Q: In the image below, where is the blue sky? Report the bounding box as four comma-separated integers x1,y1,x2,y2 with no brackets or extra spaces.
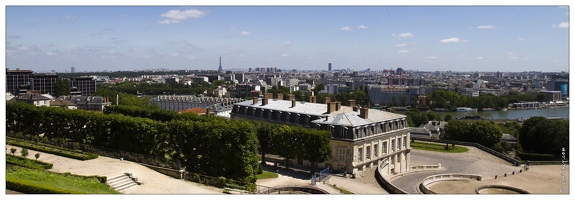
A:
3,2,572,73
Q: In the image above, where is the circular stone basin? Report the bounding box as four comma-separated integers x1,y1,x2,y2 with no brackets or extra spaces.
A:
476,185,530,194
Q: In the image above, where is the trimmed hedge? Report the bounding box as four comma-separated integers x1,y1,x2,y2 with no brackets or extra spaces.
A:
518,152,555,161
6,154,53,170
6,178,78,194
7,137,99,160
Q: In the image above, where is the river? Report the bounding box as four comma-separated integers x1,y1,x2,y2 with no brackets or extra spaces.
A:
396,107,570,120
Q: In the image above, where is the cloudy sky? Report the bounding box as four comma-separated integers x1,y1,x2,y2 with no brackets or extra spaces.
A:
3,1,572,73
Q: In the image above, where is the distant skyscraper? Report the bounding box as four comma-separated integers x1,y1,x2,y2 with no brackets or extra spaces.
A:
218,57,223,72
328,63,332,71
71,66,75,73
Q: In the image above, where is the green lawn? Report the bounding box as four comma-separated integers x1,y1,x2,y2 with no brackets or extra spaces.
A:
6,165,119,194
410,141,469,153
256,170,278,179
6,154,53,170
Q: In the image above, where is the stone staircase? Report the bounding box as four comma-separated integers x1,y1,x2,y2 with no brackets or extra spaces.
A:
107,172,141,192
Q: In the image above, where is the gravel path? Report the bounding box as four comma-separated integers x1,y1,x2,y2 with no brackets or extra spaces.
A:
6,145,223,194
390,147,521,194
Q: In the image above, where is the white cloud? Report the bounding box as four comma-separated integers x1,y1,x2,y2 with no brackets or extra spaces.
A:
358,25,368,29
398,50,409,53
509,56,518,59
502,51,514,55
477,57,484,60
284,41,292,45
7,34,20,39
392,32,414,38
341,26,351,31
395,43,407,47
281,54,290,57
477,25,495,29
425,56,437,59
517,38,525,41
62,16,78,22
159,9,207,24
440,38,468,43
240,31,251,35
46,52,57,56
552,22,569,28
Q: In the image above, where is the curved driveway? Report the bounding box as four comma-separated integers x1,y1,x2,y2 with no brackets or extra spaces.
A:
390,148,521,194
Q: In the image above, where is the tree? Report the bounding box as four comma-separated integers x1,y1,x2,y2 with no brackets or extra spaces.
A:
10,148,16,155
445,120,502,148
313,83,325,95
392,95,398,107
400,94,408,107
536,93,546,102
55,78,71,96
255,122,275,165
444,114,453,122
519,117,568,158
20,148,29,157
35,153,41,160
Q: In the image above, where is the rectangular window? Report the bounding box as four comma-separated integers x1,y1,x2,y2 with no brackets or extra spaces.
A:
358,148,363,162
383,142,387,155
403,136,407,148
374,144,379,158
391,139,395,152
339,148,346,161
366,146,371,160
398,138,402,150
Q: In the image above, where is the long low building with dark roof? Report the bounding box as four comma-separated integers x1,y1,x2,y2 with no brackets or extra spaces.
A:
231,94,411,175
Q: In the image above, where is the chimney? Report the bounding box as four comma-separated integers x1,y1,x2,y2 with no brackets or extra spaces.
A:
291,99,296,107
206,108,210,115
353,106,358,112
309,95,316,103
335,101,341,111
432,121,436,126
253,96,259,105
324,97,331,104
264,93,273,99
262,97,268,106
327,102,336,113
288,94,295,101
276,93,283,100
360,107,369,119
348,99,356,108
325,116,329,121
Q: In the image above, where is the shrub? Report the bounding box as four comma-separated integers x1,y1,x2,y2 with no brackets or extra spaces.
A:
517,152,555,161
10,147,17,155
35,153,41,160
218,177,227,188
20,148,29,157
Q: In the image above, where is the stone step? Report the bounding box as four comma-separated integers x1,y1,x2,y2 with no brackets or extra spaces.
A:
107,173,139,192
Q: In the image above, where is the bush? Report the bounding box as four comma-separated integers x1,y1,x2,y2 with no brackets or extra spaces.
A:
218,177,227,188
517,152,555,161
6,154,53,170
20,148,29,157
10,147,17,155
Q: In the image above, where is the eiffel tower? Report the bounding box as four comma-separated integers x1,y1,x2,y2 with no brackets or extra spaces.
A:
218,57,223,72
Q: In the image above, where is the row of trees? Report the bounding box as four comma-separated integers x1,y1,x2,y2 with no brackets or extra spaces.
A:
255,123,331,173
403,108,442,127
425,90,543,111
444,120,503,149
7,102,333,182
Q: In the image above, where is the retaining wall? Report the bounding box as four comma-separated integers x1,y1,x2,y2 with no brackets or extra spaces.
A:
419,173,483,194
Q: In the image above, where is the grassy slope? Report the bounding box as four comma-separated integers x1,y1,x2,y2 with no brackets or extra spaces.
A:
6,166,120,194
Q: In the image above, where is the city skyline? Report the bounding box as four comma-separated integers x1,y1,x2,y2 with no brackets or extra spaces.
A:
4,2,572,73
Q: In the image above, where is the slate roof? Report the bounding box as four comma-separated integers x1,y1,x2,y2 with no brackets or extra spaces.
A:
235,99,406,127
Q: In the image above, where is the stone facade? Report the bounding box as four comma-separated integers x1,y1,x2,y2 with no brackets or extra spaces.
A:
230,95,411,175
